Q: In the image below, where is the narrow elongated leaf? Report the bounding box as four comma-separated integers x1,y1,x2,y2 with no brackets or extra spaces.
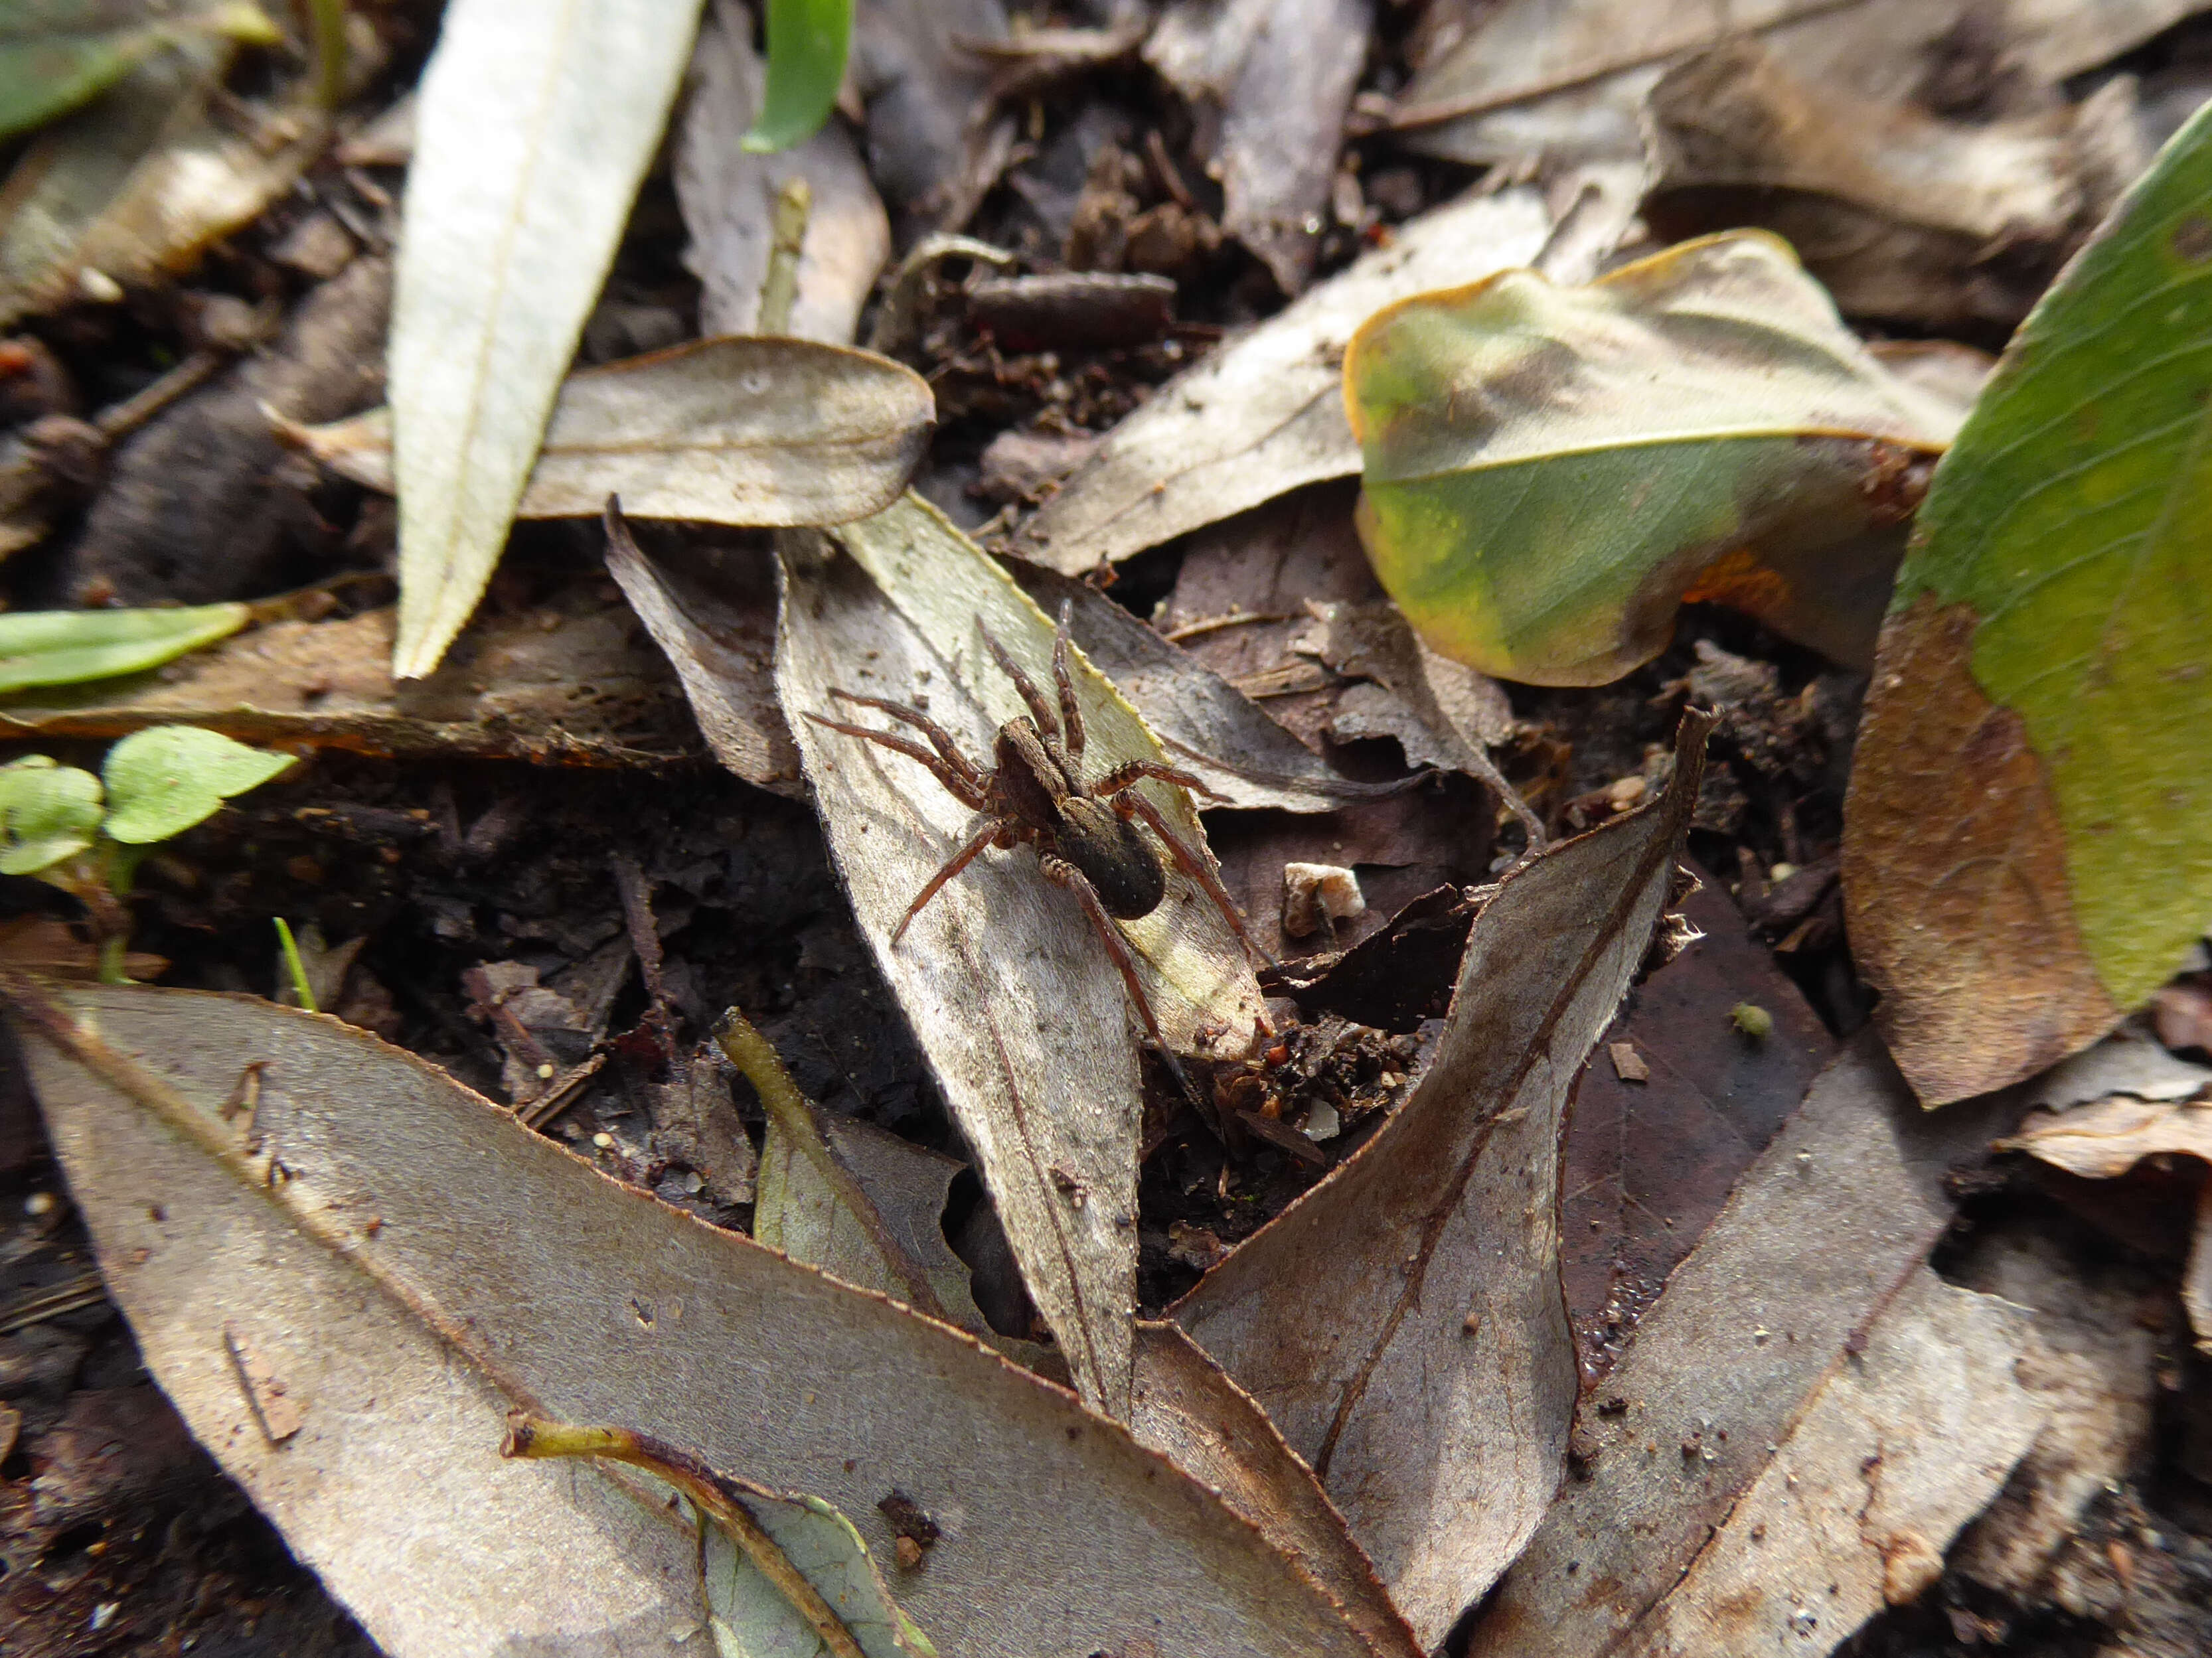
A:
1012,185,1575,573
1345,230,1964,686
777,495,1267,1418
299,338,929,526
0,1,279,139
743,0,850,153
389,0,700,678
1464,1033,2025,1657
1842,99,2212,1104
1174,712,1709,1647
7,982,1378,1658
0,603,248,693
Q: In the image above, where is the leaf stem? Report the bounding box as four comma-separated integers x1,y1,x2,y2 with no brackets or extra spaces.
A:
274,918,316,1012
757,177,811,335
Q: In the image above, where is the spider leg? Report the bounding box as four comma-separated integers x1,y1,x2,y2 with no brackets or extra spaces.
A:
1051,599,1085,766
1115,789,1281,972
980,626,1063,747
823,690,991,796
803,712,990,810
1090,758,1229,803
1039,851,1197,1102
892,814,1009,942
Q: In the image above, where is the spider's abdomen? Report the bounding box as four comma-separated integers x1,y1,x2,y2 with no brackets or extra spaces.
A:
1058,798,1166,920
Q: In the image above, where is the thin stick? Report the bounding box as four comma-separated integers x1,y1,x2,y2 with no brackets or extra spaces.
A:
757,177,813,335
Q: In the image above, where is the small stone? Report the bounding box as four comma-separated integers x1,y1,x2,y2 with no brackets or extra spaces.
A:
1608,1041,1650,1083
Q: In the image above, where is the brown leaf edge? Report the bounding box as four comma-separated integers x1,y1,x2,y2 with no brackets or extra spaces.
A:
1843,593,2121,1104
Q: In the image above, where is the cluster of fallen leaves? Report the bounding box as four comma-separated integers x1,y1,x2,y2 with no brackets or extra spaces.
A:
0,0,2210,1655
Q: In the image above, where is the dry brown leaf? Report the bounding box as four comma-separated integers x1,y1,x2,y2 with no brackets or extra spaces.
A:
1013,184,1591,574
677,0,891,342
1008,562,1364,812
601,509,801,794
2001,1091,2212,1179
293,336,932,528
1611,1269,2046,1657
1465,1033,2027,1657
1146,0,1370,295
1129,1320,1421,1658
0,589,698,765
1391,0,2203,167
1174,711,1713,1647
9,982,1380,1658
777,497,1266,1418
1644,41,2144,330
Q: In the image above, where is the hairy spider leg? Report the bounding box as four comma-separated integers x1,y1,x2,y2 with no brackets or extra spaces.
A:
891,815,1010,942
1050,599,1086,766
1091,757,1227,803
823,690,992,798
1114,785,1281,972
980,627,1075,773
1039,850,1195,1100
802,712,991,811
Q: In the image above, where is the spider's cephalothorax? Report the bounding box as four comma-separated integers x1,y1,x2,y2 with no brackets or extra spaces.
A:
805,601,1267,1063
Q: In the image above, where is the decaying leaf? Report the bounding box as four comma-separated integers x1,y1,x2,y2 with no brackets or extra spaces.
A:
1012,184,1575,574
8,982,1380,1658
1345,230,1964,687
505,1417,937,1658
1388,0,2204,169
1608,1270,2046,1657
1563,865,1838,1382
388,0,699,678
1843,98,2212,1104
0,25,325,328
601,506,800,793
0,588,700,766
0,603,247,694
1644,40,2145,331
1008,564,1363,813
777,496,1266,1416
1145,0,1370,295
677,0,890,342
1174,711,1711,1647
304,336,931,528
1464,1033,2026,1657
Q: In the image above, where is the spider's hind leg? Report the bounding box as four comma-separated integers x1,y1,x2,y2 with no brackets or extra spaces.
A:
1040,851,1200,1104
1114,787,1280,972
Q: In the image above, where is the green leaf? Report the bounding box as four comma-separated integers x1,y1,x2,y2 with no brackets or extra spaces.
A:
1842,99,2212,1105
741,0,851,154
100,725,294,844
0,602,249,694
1345,230,1964,686
0,1,279,141
0,754,102,873
390,0,700,678
704,1489,936,1658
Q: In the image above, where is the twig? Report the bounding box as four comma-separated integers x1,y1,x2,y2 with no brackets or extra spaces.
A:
609,854,675,1063
756,177,812,336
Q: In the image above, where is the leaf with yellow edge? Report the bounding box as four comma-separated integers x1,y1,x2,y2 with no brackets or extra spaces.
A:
1345,230,1964,686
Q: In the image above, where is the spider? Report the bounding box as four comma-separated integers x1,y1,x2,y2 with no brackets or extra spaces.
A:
805,603,1271,1072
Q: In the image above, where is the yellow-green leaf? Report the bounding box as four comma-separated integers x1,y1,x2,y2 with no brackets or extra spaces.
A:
1345,230,1964,686
0,754,102,873
100,724,293,844
1842,98,2212,1104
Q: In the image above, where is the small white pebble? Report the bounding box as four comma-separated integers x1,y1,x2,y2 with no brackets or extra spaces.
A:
1605,775,1647,811
1769,862,1797,883
24,1191,56,1217
592,1132,615,1150
90,1602,119,1632
1281,862,1365,938
535,1062,554,1080
78,267,123,304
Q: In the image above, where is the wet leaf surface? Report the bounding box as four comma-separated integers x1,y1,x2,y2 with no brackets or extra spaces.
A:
8,982,1380,1658
1346,230,1962,686
388,0,698,676
1176,712,1710,1647
1843,99,2212,1104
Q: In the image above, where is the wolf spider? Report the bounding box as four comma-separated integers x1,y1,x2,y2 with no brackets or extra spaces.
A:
806,603,1269,1070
